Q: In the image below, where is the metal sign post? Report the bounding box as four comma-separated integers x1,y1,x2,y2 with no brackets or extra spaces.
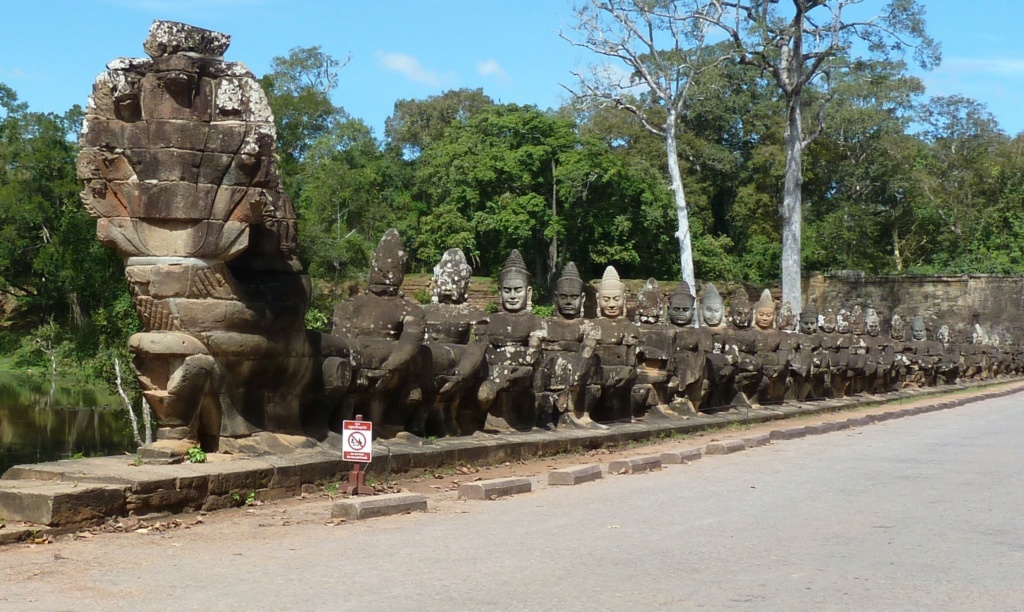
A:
341,415,375,496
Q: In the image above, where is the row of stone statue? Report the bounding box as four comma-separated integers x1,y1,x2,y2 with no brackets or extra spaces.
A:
321,230,1023,439
77,23,1020,457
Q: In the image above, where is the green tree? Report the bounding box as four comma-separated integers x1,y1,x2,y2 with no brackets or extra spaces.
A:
385,88,494,158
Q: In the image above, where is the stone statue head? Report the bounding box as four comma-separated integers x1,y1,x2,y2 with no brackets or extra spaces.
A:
890,314,905,341
635,278,662,324
554,261,585,319
667,281,695,327
498,249,532,313
598,266,627,319
753,289,775,331
776,301,796,332
850,305,866,336
821,308,837,333
699,283,725,327
799,304,819,334
835,308,851,334
729,291,752,330
864,306,881,337
431,248,472,305
937,324,950,345
368,229,407,297
911,315,927,341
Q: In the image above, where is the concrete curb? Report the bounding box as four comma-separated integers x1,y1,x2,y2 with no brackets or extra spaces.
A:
741,434,772,448
458,477,532,500
705,439,746,455
548,465,604,486
608,456,662,474
660,448,703,464
331,492,427,520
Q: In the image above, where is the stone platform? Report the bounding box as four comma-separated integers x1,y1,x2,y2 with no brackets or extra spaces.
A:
0,379,1020,541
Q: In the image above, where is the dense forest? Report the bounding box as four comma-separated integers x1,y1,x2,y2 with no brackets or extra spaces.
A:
2,10,1024,382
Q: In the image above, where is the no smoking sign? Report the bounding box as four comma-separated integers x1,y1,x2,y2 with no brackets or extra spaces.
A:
342,420,373,463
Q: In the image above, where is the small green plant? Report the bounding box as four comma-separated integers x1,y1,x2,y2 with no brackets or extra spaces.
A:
69,451,85,460
484,301,500,314
413,288,433,305
244,490,257,506
324,481,340,496
131,455,144,466
186,446,207,463
531,304,554,318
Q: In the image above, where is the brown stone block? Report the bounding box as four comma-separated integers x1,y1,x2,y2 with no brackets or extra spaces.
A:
147,119,210,151
129,182,218,220
0,481,127,527
206,122,247,153
82,119,150,150
173,299,264,333
211,185,261,223
125,149,203,183
96,218,249,259
198,152,236,184
140,72,212,122
77,149,136,181
80,180,131,219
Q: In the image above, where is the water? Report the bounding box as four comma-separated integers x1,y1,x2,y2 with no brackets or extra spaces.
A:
0,371,135,475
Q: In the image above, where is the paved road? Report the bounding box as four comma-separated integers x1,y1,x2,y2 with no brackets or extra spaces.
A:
2,393,1023,611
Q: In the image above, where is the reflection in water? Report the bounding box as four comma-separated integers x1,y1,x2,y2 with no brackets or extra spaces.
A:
0,372,133,475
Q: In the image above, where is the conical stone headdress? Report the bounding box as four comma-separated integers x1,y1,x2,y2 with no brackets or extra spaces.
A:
556,261,584,292
599,266,626,293
700,282,722,306
369,228,407,288
671,280,694,300
499,249,531,285
754,289,774,312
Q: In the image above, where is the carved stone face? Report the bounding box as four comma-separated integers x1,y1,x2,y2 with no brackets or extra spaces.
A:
500,278,531,313
667,294,694,327
431,248,472,305
836,309,851,334
730,303,752,329
600,287,625,319
555,281,584,319
821,309,837,334
911,316,927,341
701,299,723,327
635,293,662,324
754,307,774,331
890,315,905,341
799,312,818,334
865,308,881,337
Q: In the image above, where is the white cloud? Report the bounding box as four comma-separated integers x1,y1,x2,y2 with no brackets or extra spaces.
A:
939,57,1024,77
8,68,27,79
477,59,508,80
377,52,441,87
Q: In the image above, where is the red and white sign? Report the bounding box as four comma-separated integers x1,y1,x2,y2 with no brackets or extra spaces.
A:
342,420,373,463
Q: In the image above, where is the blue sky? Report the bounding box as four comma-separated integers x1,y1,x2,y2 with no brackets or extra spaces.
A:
3,0,1024,137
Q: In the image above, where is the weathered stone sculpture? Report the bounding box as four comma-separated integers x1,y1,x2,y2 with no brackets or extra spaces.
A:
752,290,775,331
776,301,797,333
667,282,708,414
633,279,687,418
421,248,487,435
476,250,543,431
699,283,727,329
589,266,640,422
729,291,753,330
536,262,600,428
79,21,314,457
329,230,428,437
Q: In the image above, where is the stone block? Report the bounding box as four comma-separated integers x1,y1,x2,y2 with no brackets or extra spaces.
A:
0,481,127,527
458,477,532,501
741,433,771,448
704,439,746,455
548,465,603,486
608,456,662,474
769,427,808,441
331,493,427,520
660,448,703,464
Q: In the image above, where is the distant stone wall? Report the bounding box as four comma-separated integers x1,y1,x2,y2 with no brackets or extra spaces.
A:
400,272,1024,336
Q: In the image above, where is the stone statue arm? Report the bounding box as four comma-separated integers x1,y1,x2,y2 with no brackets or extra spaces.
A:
379,311,426,372
580,320,600,360
440,339,488,395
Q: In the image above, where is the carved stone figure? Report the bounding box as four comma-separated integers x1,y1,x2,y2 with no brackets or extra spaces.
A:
729,291,753,330
776,301,797,333
589,267,639,422
421,248,487,435
667,282,709,413
329,229,428,437
79,21,315,457
633,279,688,418
667,282,696,327
476,250,543,431
799,305,820,335
536,262,600,428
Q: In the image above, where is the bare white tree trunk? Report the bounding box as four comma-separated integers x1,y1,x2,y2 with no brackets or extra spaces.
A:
664,110,696,300
781,100,804,311
142,398,153,445
113,356,143,448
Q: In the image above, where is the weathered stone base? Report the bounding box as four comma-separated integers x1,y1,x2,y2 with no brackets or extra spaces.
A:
331,493,427,520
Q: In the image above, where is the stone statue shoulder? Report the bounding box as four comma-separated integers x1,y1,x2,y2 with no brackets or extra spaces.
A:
479,311,542,346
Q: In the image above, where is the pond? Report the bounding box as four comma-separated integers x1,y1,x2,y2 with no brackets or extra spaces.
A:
0,371,135,476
